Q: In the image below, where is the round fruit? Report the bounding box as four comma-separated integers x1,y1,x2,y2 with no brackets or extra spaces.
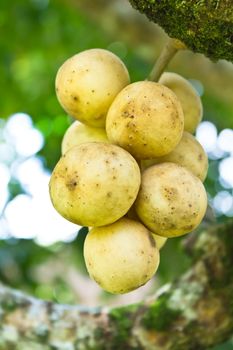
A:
84,218,160,294
142,131,208,182
152,234,167,250
159,72,203,133
106,81,184,159
55,49,130,127
61,121,109,155
125,207,167,249
135,163,207,237
49,143,141,227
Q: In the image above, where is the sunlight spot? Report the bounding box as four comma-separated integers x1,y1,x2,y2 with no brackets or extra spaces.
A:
4,195,35,239
196,121,217,153
0,163,10,187
4,113,44,156
208,145,225,160
0,187,9,214
0,143,15,164
0,163,10,213
213,191,233,216
217,128,233,153
4,164,80,245
219,157,233,188
5,113,32,136
0,218,10,239
15,157,48,196
15,128,44,156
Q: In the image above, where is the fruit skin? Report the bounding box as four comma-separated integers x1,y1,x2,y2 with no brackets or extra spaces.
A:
106,81,184,159
159,72,203,133
152,233,167,250
135,163,207,238
55,49,130,128
84,218,160,294
61,121,109,155
141,131,208,182
126,207,167,249
49,142,141,227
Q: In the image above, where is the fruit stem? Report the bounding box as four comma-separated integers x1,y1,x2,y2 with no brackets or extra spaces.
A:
148,38,186,82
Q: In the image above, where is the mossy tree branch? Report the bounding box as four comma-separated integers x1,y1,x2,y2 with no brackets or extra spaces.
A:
129,0,233,62
0,221,233,349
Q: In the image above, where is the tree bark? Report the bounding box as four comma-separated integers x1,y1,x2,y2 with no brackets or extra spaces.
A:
0,221,233,349
129,0,233,62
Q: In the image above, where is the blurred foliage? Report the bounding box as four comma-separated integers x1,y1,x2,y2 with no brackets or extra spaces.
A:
0,1,233,348
0,227,88,304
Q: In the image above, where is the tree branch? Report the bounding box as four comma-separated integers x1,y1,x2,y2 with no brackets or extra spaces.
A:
0,221,233,349
129,0,233,62
148,38,186,81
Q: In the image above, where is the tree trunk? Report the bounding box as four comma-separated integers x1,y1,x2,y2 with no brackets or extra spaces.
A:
129,0,233,62
0,221,233,349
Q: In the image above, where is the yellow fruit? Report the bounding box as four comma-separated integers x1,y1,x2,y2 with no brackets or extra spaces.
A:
61,121,109,155
142,131,208,182
135,163,207,237
49,143,141,227
159,72,203,133
125,207,167,249
55,49,130,127
152,233,167,250
106,81,184,159
84,218,160,294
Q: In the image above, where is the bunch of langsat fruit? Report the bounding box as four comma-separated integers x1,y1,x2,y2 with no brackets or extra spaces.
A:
49,48,208,294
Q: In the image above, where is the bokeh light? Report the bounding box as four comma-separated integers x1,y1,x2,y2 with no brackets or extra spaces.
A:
213,191,233,216
5,113,44,157
217,129,233,153
196,121,218,153
219,157,233,188
0,114,80,245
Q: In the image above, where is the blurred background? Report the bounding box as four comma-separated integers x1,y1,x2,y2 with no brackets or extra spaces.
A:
0,1,233,348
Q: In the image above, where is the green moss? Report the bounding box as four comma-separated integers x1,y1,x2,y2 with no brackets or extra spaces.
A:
1,296,19,312
94,327,105,340
34,326,49,343
109,304,140,349
129,0,233,62
191,222,233,289
216,222,233,284
141,293,181,331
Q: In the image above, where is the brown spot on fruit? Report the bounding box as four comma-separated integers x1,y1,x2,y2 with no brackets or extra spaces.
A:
163,187,178,200
147,232,156,248
66,179,78,190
